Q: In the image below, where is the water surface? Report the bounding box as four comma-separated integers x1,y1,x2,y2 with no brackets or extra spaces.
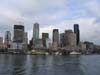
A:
0,54,100,75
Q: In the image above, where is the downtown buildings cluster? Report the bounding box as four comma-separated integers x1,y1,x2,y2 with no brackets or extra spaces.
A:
0,23,100,54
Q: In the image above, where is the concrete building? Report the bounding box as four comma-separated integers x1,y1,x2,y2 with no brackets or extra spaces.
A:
79,42,86,50
23,32,28,50
74,24,80,45
33,39,43,49
42,33,49,48
68,32,76,47
52,42,58,50
33,23,40,48
53,29,59,47
23,32,28,44
64,30,73,46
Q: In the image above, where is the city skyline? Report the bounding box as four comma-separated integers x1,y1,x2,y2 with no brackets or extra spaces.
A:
0,22,99,45
0,0,100,44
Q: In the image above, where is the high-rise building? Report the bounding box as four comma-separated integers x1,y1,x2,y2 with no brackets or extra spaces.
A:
12,25,24,50
64,30,73,46
33,23,43,48
42,33,49,48
60,33,65,47
68,32,76,47
5,31,11,43
5,31,12,48
13,25,24,43
46,38,52,49
23,32,28,44
33,23,39,47
33,23,39,40
53,29,59,47
0,37,3,44
23,32,28,50
74,24,80,45
64,30,77,47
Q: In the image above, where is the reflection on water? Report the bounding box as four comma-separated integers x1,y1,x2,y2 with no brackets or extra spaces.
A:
0,54,100,75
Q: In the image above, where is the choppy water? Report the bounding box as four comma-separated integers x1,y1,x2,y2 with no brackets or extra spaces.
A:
0,54,100,75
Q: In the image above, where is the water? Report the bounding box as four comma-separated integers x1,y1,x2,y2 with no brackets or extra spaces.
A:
0,54,100,75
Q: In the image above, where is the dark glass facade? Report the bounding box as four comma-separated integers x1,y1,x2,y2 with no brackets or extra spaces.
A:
74,24,80,45
42,33,49,47
13,25,24,43
53,29,59,46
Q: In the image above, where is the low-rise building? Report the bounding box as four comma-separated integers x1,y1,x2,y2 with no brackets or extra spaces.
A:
11,42,23,50
33,39,43,49
84,41,94,50
79,42,86,50
0,44,7,49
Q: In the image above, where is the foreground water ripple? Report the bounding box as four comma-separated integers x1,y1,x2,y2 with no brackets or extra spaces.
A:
0,54,100,75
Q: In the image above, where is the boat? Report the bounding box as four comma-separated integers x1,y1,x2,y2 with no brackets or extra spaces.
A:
70,51,81,55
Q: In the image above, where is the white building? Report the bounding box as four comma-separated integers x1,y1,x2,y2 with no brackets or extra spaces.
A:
46,38,52,49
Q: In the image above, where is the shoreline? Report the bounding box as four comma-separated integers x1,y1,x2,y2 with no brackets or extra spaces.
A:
0,52,99,55
0,49,99,55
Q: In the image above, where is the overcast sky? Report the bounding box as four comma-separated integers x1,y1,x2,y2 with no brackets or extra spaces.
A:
0,0,100,44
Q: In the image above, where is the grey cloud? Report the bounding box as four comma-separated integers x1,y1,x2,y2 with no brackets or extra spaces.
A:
0,0,100,45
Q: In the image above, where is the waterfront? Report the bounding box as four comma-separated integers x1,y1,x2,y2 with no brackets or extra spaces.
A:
0,54,100,75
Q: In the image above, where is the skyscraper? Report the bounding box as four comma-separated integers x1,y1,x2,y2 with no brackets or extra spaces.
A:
0,37,3,44
64,30,76,47
46,38,52,49
42,33,49,48
33,23,39,40
53,29,59,47
23,32,28,50
64,30,73,46
5,31,11,48
68,32,76,47
12,25,24,50
74,24,80,45
33,23,42,48
23,32,28,44
13,25,24,43
5,31,11,43
60,33,65,47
